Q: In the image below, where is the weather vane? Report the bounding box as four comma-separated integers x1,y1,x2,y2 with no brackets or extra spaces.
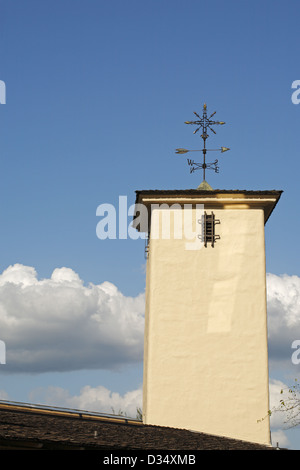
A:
175,103,230,182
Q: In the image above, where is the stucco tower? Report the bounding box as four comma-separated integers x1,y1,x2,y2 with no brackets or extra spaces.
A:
134,187,281,445
133,105,282,446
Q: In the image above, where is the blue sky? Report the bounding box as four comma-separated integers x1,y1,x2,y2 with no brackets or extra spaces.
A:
0,0,300,449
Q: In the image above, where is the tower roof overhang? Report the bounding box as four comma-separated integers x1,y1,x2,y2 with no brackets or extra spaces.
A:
133,189,283,232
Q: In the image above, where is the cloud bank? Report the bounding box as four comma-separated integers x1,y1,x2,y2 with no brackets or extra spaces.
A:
0,264,145,373
267,273,300,368
29,384,143,419
0,266,299,374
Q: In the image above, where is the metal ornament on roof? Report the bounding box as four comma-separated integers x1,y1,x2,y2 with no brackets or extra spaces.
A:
175,103,230,182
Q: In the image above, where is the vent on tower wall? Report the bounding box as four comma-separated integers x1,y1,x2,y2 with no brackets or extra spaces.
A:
203,211,220,247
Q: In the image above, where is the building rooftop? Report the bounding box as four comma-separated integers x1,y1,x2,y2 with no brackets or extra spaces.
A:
135,188,283,197
0,401,279,451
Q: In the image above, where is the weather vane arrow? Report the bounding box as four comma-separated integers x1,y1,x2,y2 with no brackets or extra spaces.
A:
175,103,230,182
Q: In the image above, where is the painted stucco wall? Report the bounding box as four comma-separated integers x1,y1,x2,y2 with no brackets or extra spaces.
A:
143,204,271,445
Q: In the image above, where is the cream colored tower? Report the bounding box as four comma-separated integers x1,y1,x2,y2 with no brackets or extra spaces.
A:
134,187,282,445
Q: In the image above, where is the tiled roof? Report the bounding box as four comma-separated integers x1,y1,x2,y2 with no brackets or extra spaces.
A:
0,402,277,450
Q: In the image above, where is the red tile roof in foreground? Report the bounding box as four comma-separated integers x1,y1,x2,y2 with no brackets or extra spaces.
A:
0,402,277,451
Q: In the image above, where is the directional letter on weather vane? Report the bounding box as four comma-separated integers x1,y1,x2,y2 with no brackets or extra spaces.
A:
175,103,230,182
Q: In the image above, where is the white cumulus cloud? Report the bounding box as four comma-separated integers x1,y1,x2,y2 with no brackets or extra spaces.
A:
0,267,299,374
267,273,300,367
29,385,142,419
0,264,145,373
